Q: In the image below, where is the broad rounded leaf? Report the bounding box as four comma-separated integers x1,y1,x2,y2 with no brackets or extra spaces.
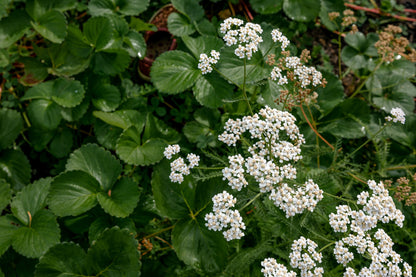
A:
21,80,54,101
48,171,100,217
35,242,87,277
217,47,268,85
167,12,195,37
60,97,90,122
85,227,141,276
11,178,52,226
88,0,149,16
31,10,67,43
66,143,122,191
51,78,85,108
27,99,62,130
93,110,146,130
93,49,131,76
151,50,200,94
116,126,167,166
19,57,48,86
0,179,11,212
97,177,140,218
317,72,344,115
0,10,31,48
250,0,283,14
91,83,121,112
0,215,19,256
142,113,180,144
12,210,60,258
49,128,73,158
124,30,146,58
341,46,367,70
0,108,23,151
283,0,321,22
94,120,123,150
88,217,136,243
182,35,223,60
172,219,228,273
151,160,192,219
194,73,234,108
84,16,113,50
171,0,204,21
0,149,31,190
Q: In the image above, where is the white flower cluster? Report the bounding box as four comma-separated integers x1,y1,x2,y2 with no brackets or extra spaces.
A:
261,258,296,277
198,50,220,74
270,57,323,89
218,106,323,217
385,107,406,124
220,17,263,59
204,191,246,241
164,144,200,183
329,180,411,276
271,29,289,51
290,237,324,277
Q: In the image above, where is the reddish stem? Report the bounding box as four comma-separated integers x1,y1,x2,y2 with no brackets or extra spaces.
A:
345,3,416,22
300,104,335,150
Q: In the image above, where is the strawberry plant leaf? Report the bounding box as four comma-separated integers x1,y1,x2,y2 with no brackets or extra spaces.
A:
116,126,167,166
283,0,321,22
12,210,60,258
151,50,200,94
0,108,23,151
0,149,31,190
27,99,62,130
48,171,100,217
167,12,195,37
91,83,121,112
88,217,136,243
92,49,131,76
0,10,31,48
31,10,67,43
193,72,234,108
88,0,149,16
250,0,283,14
84,16,113,50
0,215,19,256
0,179,11,213
97,177,140,218
182,35,223,60
52,78,85,108
93,110,146,130
171,0,204,22
10,178,52,226
49,127,73,158
66,144,122,191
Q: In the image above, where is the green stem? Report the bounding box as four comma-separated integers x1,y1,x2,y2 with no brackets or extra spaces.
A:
243,58,253,115
239,192,262,212
338,34,342,80
349,61,383,98
323,191,356,205
347,124,388,159
319,241,336,252
194,166,225,170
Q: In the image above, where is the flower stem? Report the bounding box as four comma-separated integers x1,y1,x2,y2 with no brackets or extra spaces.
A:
239,192,262,212
323,191,356,205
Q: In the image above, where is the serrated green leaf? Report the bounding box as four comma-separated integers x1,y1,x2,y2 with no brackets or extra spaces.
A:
182,35,223,60
0,48,9,67
142,113,180,144
97,177,140,218
85,227,141,276
151,50,200,94
171,0,204,22
183,121,210,144
172,218,227,273
27,127,54,152
26,0,77,20
0,179,11,212
27,99,62,130
36,227,140,276
0,10,31,48
94,120,123,150
35,242,87,277
167,12,195,37
48,171,100,216
124,30,146,58
195,18,217,36
19,57,48,86
91,83,120,112
93,49,131,76
341,46,367,70
0,149,31,190
31,10,67,43
116,126,167,166
151,160,192,219
217,47,268,85
84,16,113,50
21,80,54,101
0,215,19,256
316,72,344,116
194,73,234,108
283,0,321,22
88,0,149,16
0,108,23,151
49,127,73,158
12,210,60,258
88,217,136,243
52,78,85,108
250,0,283,14
11,178,52,226
60,97,90,122
93,110,145,130
66,144,122,191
